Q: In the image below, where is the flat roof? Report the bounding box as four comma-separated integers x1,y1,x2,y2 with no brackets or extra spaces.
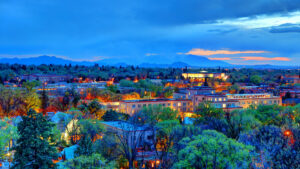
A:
101,121,149,131
120,98,191,103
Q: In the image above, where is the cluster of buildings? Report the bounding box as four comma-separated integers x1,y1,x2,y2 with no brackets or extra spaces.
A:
105,86,282,117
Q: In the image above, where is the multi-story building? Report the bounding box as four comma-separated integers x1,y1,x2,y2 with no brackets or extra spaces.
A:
182,71,228,81
21,74,72,83
226,93,282,108
192,94,241,112
173,86,215,99
118,98,193,115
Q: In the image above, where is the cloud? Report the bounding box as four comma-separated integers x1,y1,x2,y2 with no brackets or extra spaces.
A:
145,53,158,56
240,56,290,61
208,57,232,60
270,23,300,33
180,48,269,56
217,11,300,29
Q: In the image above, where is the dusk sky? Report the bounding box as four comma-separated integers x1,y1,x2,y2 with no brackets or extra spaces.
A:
1,0,300,65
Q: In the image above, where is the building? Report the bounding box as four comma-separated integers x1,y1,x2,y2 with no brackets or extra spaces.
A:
21,74,72,83
118,98,193,115
173,86,215,99
226,93,282,108
182,71,228,81
192,94,241,112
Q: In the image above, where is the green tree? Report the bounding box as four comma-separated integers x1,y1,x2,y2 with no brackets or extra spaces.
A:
40,88,49,115
174,130,254,169
140,105,178,124
250,75,262,85
102,110,129,121
225,110,261,139
155,120,180,168
79,119,104,141
74,134,94,157
119,79,135,87
193,102,224,125
0,118,18,161
62,153,115,169
12,109,58,169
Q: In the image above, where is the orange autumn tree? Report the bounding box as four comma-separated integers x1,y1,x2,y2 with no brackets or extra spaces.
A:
122,92,140,100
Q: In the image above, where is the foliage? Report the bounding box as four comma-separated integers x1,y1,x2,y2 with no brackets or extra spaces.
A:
12,109,58,169
0,118,18,160
193,102,225,125
102,110,129,121
174,130,254,169
78,119,104,141
140,105,178,124
75,134,94,157
239,125,300,169
62,153,116,169
250,75,262,85
225,110,261,139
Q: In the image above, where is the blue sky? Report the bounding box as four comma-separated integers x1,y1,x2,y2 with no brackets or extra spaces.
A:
1,0,300,65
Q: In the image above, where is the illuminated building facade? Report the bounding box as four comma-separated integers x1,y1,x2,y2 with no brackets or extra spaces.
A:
119,98,193,115
193,94,241,112
182,71,228,81
226,93,282,108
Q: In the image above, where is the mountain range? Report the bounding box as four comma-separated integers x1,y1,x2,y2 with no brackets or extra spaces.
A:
0,55,296,69
0,55,229,68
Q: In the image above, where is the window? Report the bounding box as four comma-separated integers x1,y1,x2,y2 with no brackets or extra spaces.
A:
138,104,141,108
132,104,136,108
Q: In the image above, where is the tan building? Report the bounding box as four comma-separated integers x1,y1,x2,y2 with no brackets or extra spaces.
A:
173,86,215,100
182,71,228,81
226,93,282,108
119,98,193,115
193,94,242,112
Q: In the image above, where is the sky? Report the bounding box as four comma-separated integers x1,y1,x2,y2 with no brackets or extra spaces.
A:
1,0,300,65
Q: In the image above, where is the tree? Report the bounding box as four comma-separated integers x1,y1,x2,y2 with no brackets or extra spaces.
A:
250,75,262,85
119,79,135,87
0,118,18,161
225,110,261,139
21,89,40,114
107,119,150,169
102,110,129,121
174,130,254,169
0,87,23,117
154,120,180,168
62,153,115,169
12,109,58,169
74,134,94,157
140,105,178,124
40,88,49,115
239,126,299,169
193,102,224,125
79,119,104,142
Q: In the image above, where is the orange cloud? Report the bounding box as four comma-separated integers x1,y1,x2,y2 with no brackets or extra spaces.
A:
208,57,232,60
182,48,269,56
240,57,290,61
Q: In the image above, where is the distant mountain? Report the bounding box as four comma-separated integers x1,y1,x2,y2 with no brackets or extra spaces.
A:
0,55,295,69
0,55,95,66
0,55,229,67
175,55,230,67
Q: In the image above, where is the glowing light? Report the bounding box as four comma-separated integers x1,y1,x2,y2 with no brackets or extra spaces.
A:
284,130,292,137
